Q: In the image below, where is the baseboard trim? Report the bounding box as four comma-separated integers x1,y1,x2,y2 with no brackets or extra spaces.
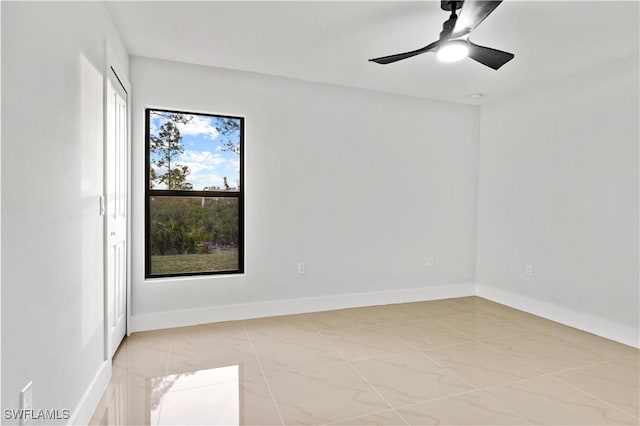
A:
68,360,111,425
130,283,475,332
477,284,639,348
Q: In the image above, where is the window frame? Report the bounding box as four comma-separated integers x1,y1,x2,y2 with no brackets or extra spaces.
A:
144,107,245,279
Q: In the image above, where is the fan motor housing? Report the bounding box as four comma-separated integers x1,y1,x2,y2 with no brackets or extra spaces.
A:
441,1,464,12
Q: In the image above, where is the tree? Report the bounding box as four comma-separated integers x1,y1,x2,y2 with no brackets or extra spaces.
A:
150,120,192,189
149,167,157,189
217,117,241,155
164,166,193,190
153,111,192,126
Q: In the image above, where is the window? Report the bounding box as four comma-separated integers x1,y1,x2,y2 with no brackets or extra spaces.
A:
145,108,244,278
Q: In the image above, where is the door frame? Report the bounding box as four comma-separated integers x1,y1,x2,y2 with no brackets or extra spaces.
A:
103,42,132,361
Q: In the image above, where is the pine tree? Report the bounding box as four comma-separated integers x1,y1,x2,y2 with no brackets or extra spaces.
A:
150,121,192,190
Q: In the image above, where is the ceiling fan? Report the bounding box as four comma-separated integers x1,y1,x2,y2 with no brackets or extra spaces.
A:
369,0,514,70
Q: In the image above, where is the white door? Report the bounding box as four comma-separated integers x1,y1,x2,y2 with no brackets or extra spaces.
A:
106,69,128,357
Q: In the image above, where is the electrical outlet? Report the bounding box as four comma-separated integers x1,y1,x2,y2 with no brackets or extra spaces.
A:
297,262,306,275
524,264,533,277
426,257,435,268
20,381,33,425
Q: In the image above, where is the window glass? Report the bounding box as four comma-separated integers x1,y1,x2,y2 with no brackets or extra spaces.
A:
146,109,244,278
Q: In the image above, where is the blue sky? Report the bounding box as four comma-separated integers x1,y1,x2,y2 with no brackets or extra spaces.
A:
149,111,240,190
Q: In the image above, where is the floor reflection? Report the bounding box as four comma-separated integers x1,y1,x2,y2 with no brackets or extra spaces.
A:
149,366,240,425
93,364,241,425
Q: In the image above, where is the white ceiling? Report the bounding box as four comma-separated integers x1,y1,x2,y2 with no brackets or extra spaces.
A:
106,1,639,105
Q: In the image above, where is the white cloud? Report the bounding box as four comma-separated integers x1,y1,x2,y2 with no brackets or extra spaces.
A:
150,113,221,141
172,150,233,189
187,172,224,188
178,151,224,175
177,115,219,139
180,150,225,166
227,159,240,173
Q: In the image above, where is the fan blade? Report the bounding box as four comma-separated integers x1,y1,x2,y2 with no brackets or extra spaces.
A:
369,40,439,64
467,40,514,70
452,1,502,38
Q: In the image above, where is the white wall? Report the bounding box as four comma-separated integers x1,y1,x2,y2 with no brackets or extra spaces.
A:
476,56,640,347
0,0,3,411
130,57,480,330
1,2,128,424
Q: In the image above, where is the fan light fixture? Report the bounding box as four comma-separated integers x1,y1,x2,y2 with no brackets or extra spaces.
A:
437,40,469,62
369,1,514,70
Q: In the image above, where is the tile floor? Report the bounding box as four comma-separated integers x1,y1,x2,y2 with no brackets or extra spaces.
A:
89,296,639,425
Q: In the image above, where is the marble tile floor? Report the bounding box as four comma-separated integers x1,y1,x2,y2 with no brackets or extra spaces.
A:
89,296,639,425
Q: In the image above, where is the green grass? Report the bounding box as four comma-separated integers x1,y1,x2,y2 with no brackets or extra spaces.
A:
151,249,239,275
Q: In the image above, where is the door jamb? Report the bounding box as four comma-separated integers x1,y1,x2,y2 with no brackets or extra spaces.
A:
103,41,132,362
